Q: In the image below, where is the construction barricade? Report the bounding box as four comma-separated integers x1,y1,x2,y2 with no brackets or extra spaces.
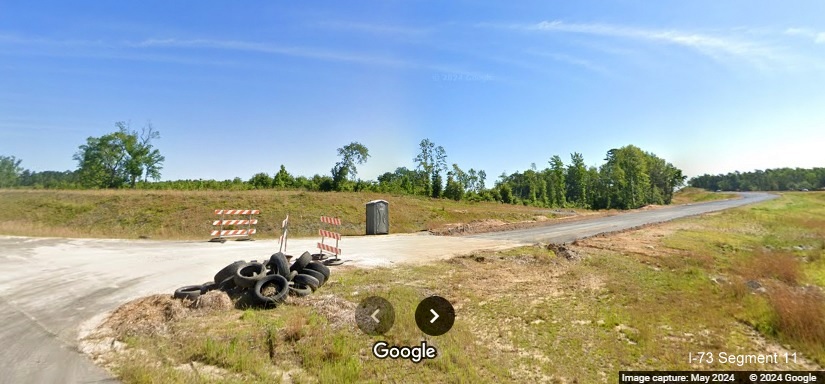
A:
316,216,344,265
210,209,259,243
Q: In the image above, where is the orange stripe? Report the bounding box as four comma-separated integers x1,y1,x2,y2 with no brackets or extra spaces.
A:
318,229,341,240
317,243,341,254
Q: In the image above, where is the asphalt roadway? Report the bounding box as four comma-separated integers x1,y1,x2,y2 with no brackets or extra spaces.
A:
471,192,778,243
0,192,776,383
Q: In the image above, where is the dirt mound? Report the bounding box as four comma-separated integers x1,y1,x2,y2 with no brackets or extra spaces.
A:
103,294,188,338
297,294,357,329
547,243,581,261
191,290,233,311
430,219,508,236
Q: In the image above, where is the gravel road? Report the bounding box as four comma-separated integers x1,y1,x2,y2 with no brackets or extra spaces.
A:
0,192,775,383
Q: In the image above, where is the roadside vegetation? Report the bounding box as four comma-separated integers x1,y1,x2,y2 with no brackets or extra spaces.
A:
86,192,825,383
3,121,687,211
691,168,825,192
0,189,566,239
0,187,726,240
670,187,738,204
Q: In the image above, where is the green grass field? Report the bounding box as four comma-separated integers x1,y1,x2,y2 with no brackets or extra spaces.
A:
91,192,825,383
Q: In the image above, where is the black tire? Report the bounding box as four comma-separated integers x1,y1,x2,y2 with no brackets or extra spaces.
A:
323,259,345,266
234,262,267,289
289,284,312,297
174,285,202,300
304,261,331,280
252,274,289,307
214,260,246,286
268,252,290,280
200,281,218,294
292,274,320,291
288,270,298,281
218,276,236,291
299,268,326,287
290,251,312,273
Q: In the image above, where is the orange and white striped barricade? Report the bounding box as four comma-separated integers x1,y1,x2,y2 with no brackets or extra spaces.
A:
316,216,344,265
209,209,260,243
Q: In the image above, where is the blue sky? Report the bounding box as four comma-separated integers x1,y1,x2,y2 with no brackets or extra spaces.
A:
2,1,824,182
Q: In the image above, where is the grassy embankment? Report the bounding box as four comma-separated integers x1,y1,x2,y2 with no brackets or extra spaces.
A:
0,189,560,239
93,192,825,383
670,187,738,204
0,188,731,240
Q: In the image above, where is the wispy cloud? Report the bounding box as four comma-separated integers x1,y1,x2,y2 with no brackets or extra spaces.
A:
315,21,432,38
479,20,808,70
530,21,774,62
785,27,825,44
135,38,412,68
0,32,497,80
524,50,609,74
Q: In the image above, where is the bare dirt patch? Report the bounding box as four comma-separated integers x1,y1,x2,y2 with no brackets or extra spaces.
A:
192,290,233,312
429,211,599,236
293,294,357,330
104,294,189,338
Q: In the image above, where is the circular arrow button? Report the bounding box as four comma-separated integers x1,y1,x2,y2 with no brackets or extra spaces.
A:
356,296,395,336
415,296,455,336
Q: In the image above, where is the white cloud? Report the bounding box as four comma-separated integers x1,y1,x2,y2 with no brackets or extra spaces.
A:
136,38,412,68
528,20,769,61
783,27,825,44
525,50,608,74
784,27,810,36
315,21,432,38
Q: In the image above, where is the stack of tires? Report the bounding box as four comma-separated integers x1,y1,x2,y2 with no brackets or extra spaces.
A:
173,251,332,308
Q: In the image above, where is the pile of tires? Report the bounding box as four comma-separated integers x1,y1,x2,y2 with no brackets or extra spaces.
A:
172,251,332,308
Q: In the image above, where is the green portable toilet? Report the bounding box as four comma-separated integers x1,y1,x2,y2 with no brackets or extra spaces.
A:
365,200,389,235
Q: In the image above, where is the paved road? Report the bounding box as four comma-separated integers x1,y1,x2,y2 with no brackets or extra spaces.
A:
471,192,777,243
0,192,776,383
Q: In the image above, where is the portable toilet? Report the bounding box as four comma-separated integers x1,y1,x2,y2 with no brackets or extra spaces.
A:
365,200,389,235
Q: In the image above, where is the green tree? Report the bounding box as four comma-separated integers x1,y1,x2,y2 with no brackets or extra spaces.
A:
444,173,463,201
431,145,447,198
0,155,23,187
499,183,513,204
74,132,130,188
548,155,566,207
272,165,294,188
566,152,589,207
249,172,273,189
477,170,487,191
331,142,370,191
414,139,435,196
74,122,165,189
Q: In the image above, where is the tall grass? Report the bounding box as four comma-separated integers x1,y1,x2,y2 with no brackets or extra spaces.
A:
768,287,825,347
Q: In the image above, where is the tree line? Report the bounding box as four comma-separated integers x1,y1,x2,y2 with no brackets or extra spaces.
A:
690,168,825,192
1,121,692,210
